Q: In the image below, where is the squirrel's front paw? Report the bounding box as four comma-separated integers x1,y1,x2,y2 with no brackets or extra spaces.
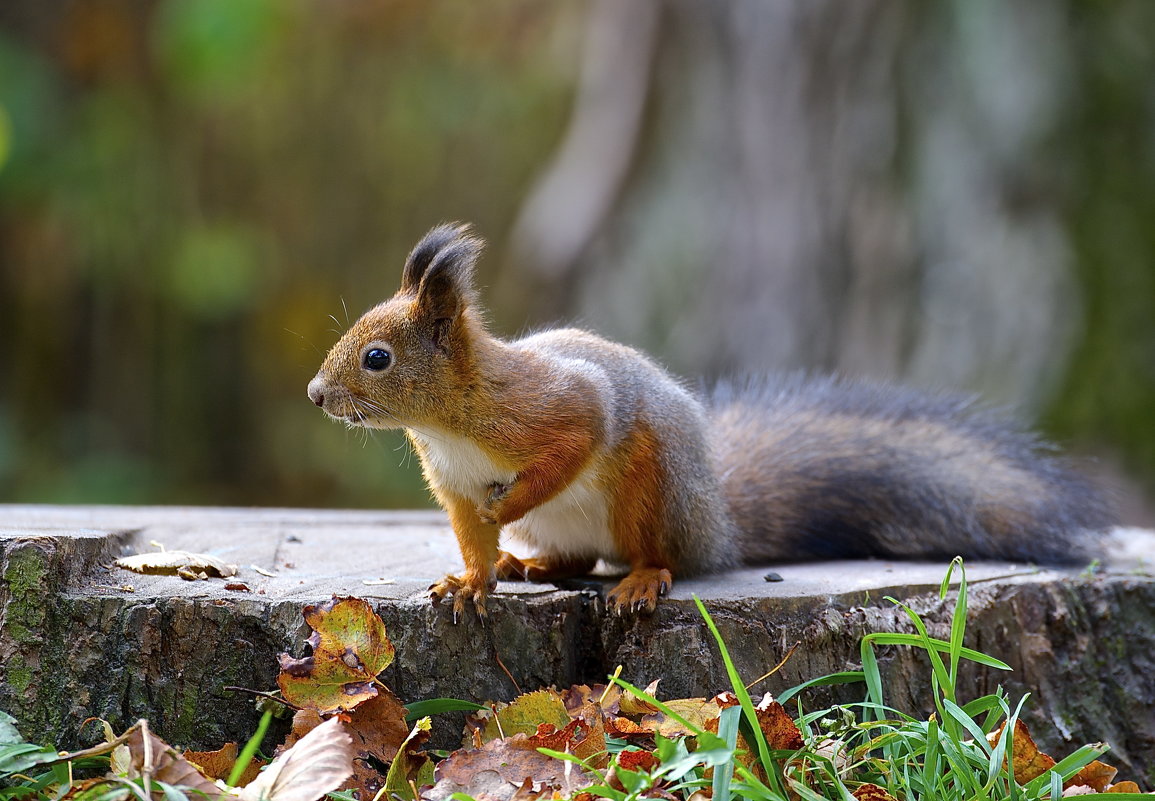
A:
428,571,496,623
477,482,512,526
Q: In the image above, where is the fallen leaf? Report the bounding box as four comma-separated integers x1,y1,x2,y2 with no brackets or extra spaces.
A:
434,734,595,798
239,717,354,801
526,718,605,766
278,708,325,754
618,680,662,717
562,684,622,718
1105,781,1142,792
754,693,804,751
466,689,571,745
183,742,266,787
424,768,521,801
277,596,396,713
640,697,717,738
343,687,412,797
987,719,1055,783
382,716,436,801
116,551,237,578
605,716,650,738
853,783,899,800
617,749,659,773
1067,758,1118,792
121,723,224,798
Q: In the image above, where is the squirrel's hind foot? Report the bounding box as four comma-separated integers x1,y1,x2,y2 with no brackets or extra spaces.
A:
495,551,597,582
607,567,673,615
429,571,495,623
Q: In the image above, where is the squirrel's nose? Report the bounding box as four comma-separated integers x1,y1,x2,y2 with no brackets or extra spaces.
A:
307,376,326,408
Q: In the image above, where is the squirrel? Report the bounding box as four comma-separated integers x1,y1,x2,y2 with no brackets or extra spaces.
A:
307,223,1115,618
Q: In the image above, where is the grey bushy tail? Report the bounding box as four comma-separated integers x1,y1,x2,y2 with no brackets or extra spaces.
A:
707,374,1115,565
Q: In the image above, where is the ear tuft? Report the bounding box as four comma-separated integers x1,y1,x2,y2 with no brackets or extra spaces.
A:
402,223,484,328
400,222,481,292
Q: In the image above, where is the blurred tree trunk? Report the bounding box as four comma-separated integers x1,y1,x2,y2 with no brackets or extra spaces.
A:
507,0,1081,409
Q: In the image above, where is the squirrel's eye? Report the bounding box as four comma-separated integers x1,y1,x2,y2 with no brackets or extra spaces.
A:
363,348,392,371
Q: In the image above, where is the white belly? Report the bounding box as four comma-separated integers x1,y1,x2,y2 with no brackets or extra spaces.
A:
408,428,516,503
505,466,617,561
409,428,617,561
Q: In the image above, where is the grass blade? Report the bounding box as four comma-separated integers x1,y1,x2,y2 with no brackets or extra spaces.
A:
227,708,272,788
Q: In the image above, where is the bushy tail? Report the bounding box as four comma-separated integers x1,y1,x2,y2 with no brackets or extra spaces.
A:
707,374,1115,565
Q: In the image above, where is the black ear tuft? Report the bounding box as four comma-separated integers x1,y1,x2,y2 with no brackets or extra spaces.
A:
400,222,477,292
407,224,484,326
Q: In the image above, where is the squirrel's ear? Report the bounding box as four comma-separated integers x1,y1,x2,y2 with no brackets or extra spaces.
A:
404,224,483,330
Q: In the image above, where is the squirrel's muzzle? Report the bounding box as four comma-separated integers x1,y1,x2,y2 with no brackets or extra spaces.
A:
307,376,326,408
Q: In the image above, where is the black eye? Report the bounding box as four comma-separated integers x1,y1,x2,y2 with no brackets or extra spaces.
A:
363,348,392,371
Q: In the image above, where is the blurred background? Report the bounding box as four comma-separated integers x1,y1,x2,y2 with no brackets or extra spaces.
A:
0,0,1152,521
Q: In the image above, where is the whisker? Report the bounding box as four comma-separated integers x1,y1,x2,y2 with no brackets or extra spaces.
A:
340,296,351,326
357,397,418,434
328,314,344,332
284,328,325,356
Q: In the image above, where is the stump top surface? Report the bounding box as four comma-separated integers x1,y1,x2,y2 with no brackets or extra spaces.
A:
2,503,1150,606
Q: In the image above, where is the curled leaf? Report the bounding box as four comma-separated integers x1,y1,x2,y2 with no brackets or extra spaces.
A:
240,717,354,801
116,551,237,578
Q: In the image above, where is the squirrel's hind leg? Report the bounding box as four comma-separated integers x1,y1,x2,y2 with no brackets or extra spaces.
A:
495,551,596,582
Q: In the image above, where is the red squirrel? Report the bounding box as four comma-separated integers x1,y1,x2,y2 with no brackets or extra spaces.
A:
307,224,1113,618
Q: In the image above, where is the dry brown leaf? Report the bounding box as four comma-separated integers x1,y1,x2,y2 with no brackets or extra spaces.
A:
605,715,650,738
343,688,411,797
987,719,1056,783
115,551,237,578
524,717,606,766
1105,781,1142,793
435,733,595,794
640,697,717,738
754,693,804,751
182,741,265,787
618,680,661,717
617,749,659,773
121,724,224,798
278,708,324,754
424,769,521,801
275,691,409,798
1067,758,1118,792
562,684,622,717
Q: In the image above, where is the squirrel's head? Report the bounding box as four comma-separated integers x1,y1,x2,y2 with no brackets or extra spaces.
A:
307,223,485,429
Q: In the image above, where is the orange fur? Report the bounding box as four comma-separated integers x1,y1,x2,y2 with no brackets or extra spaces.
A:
606,418,670,569
604,419,674,611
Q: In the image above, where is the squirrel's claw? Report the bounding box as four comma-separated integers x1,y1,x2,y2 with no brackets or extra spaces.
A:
607,567,673,615
429,572,491,623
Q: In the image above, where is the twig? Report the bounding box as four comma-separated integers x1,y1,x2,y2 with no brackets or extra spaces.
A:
745,640,802,692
